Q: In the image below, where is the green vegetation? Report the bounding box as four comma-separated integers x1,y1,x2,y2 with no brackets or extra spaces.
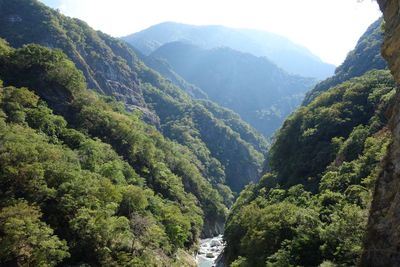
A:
224,70,395,266
0,2,390,266
141,77,266,192
0,0,266,195
269,70,394,191
0,41,229,265
150,41,316,137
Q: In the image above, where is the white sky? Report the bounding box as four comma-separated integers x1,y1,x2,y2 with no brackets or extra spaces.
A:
40,0,382,66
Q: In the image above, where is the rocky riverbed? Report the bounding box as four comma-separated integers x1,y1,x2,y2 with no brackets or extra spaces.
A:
197,235,224,267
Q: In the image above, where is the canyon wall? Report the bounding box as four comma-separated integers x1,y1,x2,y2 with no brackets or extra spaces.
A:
361,0,400,266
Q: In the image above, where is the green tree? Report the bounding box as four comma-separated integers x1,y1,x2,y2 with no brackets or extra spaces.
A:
0,201,69,266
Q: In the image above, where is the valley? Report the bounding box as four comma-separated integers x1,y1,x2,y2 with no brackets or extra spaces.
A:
0,0,397,266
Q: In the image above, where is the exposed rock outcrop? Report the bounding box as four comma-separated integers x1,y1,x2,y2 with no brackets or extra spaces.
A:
202,219,224,238
361,0,400,266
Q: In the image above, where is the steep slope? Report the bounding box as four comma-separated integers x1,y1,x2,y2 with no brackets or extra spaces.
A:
224,69,395,267
123,22,335,79
0,0,267,196
151,42,316,137
0,41,218,266
140,73,266,193
223,17,396,266
361,0,400,265
0,0,153,119
268,71,394,191
303,18,387,105
135,48,208,99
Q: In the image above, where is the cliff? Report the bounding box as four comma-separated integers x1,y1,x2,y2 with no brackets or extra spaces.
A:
361,0,400,265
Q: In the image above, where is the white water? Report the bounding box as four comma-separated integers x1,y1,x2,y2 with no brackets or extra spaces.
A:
197,235,224,267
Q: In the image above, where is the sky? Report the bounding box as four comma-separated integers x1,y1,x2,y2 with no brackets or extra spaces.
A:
40,0,382,66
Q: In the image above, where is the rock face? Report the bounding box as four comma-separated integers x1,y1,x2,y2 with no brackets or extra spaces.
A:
202,218,224,238
361,0,400,266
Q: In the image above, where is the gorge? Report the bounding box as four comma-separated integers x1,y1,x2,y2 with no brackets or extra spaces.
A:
0,0,397,266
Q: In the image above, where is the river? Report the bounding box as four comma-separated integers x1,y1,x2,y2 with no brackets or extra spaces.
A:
197,235,224,267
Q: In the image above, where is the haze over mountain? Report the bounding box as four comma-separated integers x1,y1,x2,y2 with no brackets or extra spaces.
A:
123,22,336,79
150,41,316,137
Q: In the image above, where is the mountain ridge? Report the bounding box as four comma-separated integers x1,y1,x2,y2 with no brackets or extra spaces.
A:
150,40,316,137
0,0,268,244
123,21,335,79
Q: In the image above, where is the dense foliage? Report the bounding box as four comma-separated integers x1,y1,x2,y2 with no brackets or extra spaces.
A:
269,70,394,191
151,41,316,137
1,2,390,267
303,18,387,105
224,69,395,266
141,76,266,192
123,22,335,79
136,63,267,193
0,0,267,196
0,40,230,265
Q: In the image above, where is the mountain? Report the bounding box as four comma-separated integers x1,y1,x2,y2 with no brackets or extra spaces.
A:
0,0,271,265
150,41,316,137
123,22,336,79
224,69,395,267
2,0,394,266
223,19,395,266
0,0,267,195
134,48,208,99
0,39,211,266
303,17,387,105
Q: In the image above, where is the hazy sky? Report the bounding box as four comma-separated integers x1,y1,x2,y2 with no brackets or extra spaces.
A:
40,0,381,66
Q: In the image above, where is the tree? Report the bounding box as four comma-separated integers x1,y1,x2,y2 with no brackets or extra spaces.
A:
0,201,69,266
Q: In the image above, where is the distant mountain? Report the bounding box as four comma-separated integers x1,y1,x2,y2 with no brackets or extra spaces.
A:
303,17,387,104
133,47,208,99
151,41,316,137
123,22,336,79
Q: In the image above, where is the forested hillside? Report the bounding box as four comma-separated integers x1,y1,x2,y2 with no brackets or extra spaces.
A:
0,40,221,266
224,69,395,267
224,19,394,266
0,0,267,196
0,1,391,267
151,41,315,137
123,22,335,79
